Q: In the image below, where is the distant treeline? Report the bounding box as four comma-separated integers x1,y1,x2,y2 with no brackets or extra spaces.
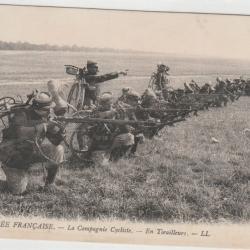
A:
0,40,125,52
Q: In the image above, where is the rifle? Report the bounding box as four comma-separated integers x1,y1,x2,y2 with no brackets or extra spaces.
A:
54,116,185,127
116,106,194,112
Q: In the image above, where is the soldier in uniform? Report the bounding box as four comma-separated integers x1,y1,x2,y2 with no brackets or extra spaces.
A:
116,89,147,152
0,92,65,194
79,60,127,105
78,92,136,162
117,87,131,103
150,63,170,92
214,77,229,106
116,88,141,121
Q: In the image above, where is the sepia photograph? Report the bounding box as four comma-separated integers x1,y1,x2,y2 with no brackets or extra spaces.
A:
0,3,250,248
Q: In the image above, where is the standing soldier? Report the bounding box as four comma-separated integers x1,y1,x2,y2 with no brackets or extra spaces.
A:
0,92,65,194
149,63,170,93
80,60,127,105
214,77,229,106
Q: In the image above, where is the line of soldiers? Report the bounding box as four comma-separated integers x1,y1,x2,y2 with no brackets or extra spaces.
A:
74,85,190,165
0,60,249,195
170,77,246,110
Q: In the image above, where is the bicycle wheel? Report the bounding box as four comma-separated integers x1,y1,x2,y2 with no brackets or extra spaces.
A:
67,82,80,110
0,97,16,111
67,81,86,111
77,82,85,110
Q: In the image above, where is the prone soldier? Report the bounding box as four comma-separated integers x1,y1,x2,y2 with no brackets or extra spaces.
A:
76,92,137,163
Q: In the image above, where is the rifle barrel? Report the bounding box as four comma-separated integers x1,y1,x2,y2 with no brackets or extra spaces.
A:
55,116,184,126
120,107,193,112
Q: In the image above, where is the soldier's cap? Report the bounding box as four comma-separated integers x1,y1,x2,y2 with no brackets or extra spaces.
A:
87,60,98,67
32,92,55,110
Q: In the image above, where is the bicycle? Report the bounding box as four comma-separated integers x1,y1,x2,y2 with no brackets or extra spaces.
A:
65,65,88,111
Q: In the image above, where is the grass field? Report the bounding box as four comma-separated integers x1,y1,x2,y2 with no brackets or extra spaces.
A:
0,51,250,222
0,95,249,222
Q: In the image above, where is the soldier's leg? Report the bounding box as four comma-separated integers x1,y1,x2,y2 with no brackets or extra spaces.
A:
130,133,144,155
109,145,131,162
76,129,84,150
223,95,228,106
76,124,89,151
130,137,140,155
1,153,30,194
40,144,64,185
84,140,98,161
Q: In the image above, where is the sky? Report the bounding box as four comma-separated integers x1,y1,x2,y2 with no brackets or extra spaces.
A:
0,5,250,59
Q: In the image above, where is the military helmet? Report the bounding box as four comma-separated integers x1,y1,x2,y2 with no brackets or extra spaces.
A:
32,92,55,110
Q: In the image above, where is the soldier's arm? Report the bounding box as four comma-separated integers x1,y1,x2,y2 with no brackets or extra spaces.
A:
85,72,119,84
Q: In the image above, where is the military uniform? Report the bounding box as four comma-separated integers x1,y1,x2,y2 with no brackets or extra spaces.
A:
79,92,136,162
214,78,229,106
81,60,123,105
115,89,146,154
152,64,170,91
84,72,119,104
0,92,65,194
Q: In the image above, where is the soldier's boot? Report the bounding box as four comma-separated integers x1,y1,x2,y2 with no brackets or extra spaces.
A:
45,164,59,186
130,138,140,157
224,98,228,106
76,130,85,151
